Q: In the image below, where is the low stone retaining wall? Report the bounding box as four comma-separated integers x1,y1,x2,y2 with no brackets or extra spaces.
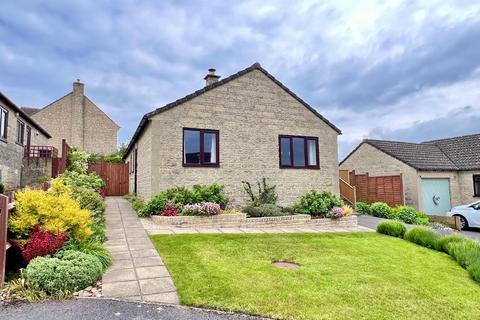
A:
150,213,357,228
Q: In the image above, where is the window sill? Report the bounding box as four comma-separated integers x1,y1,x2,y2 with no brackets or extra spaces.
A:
280,166,320,170
15,142,24,147
0,138,7,144
183,163,220,168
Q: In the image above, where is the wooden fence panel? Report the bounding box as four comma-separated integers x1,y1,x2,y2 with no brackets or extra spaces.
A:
88,161,129,196
348,171,404,207
0,193,13,286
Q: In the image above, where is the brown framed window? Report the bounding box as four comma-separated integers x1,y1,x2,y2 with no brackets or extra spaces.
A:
279,135,319,169
474,175,480,197
0,107,7,140
16,119,25,145
183,128,219,167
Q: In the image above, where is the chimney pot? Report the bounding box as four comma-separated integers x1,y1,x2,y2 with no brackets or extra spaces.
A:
204,68,220,86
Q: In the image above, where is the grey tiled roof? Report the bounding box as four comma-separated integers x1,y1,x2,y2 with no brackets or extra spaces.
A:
422,134,480,170
342,133,480,171
364,139,459,171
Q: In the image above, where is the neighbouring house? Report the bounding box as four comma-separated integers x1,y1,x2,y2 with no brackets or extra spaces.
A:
22,81,119,156
340,134,480,214
0,91,51,190
124,63,341,206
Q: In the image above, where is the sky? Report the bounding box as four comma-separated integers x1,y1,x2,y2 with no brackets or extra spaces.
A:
1,0,480,160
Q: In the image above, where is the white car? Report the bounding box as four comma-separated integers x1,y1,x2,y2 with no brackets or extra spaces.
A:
447,201,480,230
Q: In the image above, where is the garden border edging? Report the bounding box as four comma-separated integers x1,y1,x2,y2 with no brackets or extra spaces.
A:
150,213,357,228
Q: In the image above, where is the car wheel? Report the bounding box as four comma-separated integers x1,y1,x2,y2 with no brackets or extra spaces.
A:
455,215,468,230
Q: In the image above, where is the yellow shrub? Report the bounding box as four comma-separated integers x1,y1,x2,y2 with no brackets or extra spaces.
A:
9,188,92,243
48,178,72,197
219,208,238,215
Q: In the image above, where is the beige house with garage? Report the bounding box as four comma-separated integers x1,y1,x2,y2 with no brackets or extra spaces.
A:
22,81,119,156
124,63,342,206
340,134,480,214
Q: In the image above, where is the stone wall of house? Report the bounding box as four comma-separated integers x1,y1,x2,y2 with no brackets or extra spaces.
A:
0,99,50,190
140,69,340,206
128,122,152,199
340,143,419,209
458,170,480,204
31,82,119,156
83,97,118,155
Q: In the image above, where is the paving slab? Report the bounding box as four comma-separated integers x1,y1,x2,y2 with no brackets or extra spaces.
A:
102,197,179,304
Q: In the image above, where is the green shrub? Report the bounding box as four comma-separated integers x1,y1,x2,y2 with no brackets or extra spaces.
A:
445,239,480,268
142,184,229,216
73,187,106,222
66,148,90,174
393,206,417,223
242,178,278,206
89,223,107,243
437,234,465,253
24,251,102,296
355,202,370,215
370,202,392,219
243,204,288,217
467,263,480,283
293,191,343,217
125,194,147,217
404,227,440,250
376,220,407,238
59,242,112,271
60,171,105,191
414,214,429,225
104,154,124,164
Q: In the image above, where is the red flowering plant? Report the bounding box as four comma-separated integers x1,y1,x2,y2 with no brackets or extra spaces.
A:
160,200,179,216
12,226,68,263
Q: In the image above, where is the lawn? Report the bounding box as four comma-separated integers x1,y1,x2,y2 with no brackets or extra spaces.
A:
150,233,480,320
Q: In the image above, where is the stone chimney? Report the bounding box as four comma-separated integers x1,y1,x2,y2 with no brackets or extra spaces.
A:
204,68,220,86
73,79,85,95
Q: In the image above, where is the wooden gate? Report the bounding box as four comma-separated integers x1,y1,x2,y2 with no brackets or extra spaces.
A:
88,161,129,196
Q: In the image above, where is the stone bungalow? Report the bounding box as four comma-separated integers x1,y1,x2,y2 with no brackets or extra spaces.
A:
124,63,342,206
0,91,51,190
340,134,480,214
23,81,119,156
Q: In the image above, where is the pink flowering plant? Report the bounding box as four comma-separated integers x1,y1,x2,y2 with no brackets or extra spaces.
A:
327,206,345,219
181,202,221,216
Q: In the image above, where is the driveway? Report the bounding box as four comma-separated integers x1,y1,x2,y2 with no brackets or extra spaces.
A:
357,215,480,241
0,299,264,320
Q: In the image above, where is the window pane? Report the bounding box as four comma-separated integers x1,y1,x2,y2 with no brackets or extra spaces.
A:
203,132,217,163
292,137,305,167
475,176,480,195
184,130,200,164
307,139,317,166
0,110,5,138
280,137,291,166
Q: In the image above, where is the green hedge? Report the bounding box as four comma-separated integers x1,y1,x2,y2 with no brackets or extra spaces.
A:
243,204,289,217
404,227,440,250
376,220,407,238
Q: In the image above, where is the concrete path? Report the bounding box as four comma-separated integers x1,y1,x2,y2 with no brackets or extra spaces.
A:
358,215,480,241
1,299,265,320
102,197,180,304
141,217,373,235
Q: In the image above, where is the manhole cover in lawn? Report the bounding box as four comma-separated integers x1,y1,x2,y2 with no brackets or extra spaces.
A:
272,261,300,269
